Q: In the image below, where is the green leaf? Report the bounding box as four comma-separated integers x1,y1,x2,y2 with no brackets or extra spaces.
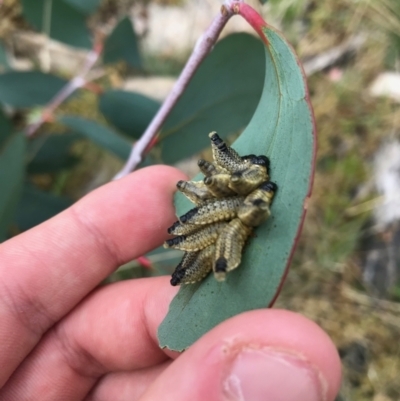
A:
0,41,10,71
21,0,92,48
0,133,26,241
0,71,67,108
159,33,265,164
0,108,12,148
14,184,72,232
27,133,81,174
99,90,160,139
59,116,132,159
63,0,100,15
103,17,142,69
158,19,316,351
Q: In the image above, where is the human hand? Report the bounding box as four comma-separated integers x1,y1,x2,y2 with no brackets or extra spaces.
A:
0,166,341,401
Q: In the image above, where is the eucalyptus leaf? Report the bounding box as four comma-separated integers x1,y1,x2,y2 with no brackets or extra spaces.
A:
27,133,81,174
21,0,92,48
14,185,72,232
0,133,26,241
0,108,12,148
158,20,316,351
0,71,67,108
159,33,265,164
103,17,142,69
63,0,101,15
0,41,10,71
59,116,132,159
99,90,160,139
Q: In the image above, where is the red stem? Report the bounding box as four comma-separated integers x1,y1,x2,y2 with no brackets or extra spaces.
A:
136,256,153,270
232,3,269,45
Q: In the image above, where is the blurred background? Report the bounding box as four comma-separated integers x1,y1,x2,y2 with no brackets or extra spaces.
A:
1,0,400,399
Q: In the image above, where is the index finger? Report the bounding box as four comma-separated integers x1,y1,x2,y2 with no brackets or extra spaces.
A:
0,165,186,387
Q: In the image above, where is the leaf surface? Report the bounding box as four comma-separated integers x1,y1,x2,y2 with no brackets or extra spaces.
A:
103,17,142,69
21,0,92,48
160,33,265,164
14,185,72,232
59,116,131,160
0,41,10,71
158,17,315,351
0,133,26,241
27,133,81,173
0,71,67,108
0,108,12,147
99,90,160,139
63,0,101,15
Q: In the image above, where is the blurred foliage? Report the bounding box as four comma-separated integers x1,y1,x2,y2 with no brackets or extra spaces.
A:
20,0,94,48
0,71,68,107
0,1,265,243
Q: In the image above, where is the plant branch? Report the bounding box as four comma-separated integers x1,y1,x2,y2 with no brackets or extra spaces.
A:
114,1,243,180
26,43,103,137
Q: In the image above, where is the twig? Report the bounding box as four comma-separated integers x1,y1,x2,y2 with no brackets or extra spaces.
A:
113,0,243,180
136,256,153,270
341,284,400,314
117,249,183,272
26,43,102,137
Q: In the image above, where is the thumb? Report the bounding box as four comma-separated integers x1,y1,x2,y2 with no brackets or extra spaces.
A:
140,309,341,401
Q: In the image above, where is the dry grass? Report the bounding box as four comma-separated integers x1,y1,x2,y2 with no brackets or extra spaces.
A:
267,0,400,399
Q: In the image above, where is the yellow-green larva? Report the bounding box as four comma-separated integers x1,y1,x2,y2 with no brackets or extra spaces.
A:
166,132,277,285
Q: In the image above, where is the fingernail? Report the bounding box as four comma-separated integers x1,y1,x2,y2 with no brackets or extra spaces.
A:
223,348,325,401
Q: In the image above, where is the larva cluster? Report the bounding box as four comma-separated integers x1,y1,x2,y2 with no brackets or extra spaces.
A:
165,132,277,286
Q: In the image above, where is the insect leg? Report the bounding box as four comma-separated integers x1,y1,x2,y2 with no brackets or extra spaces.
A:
198,159,229,176
213,218,252,281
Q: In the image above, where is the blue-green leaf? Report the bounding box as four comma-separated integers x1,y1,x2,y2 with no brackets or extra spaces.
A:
0,41,10,71
59,116,132,159
158,16,316,351
159,33,265,164
27,133,81,173
21,0,92,48
0,133,26,241
14,184,72,232
0,108,12,148
0,71,67,108
63,0,101,15
99,90,160,139
103,17,142,69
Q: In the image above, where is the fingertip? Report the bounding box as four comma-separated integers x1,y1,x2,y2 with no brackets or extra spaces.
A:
93,165,188,205
245,309,342,401
150,308,341,401
72,165,188,261
210,309,342,401
121,165,188,187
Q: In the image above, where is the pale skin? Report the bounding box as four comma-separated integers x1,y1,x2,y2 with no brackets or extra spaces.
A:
0,166,341,401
